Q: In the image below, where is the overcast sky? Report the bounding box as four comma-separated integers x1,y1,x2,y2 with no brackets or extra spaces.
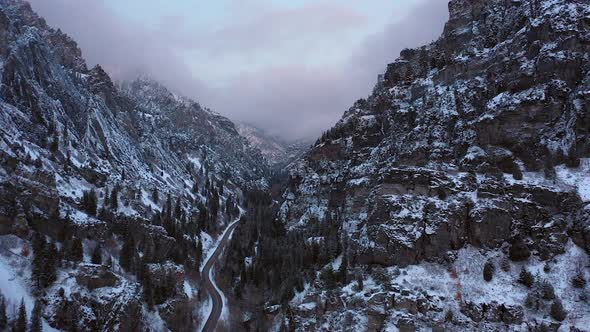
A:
28,0,449,140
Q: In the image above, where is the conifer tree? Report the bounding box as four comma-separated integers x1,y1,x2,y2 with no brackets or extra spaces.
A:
483,260,495,282
0,294,7,330
550,298,567,321
518,267,534,288
30,300,43,332
14,298,26,332
81,190,98,216
103,189,110,210
68,238,83,262
31,233,57,289
31,232,47,288
174,200,182,220
91,244,102,265
120,235,136,272
152,188,159,203
111,186,119,210
50,133,59,153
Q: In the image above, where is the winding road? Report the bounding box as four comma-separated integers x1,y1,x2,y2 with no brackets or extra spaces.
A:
201,218,240,332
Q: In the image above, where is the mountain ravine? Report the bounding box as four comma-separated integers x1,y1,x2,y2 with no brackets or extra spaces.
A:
1,0,590,331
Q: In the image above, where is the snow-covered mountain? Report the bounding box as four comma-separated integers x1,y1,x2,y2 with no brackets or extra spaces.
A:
0,0,268,330
222,0,590,330
237,123,310,167
2,0,590,330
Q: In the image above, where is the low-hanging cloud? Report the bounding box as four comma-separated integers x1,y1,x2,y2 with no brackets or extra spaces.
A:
27,0,449,141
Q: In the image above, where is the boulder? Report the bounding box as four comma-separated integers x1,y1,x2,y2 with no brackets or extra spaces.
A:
75,264,118,289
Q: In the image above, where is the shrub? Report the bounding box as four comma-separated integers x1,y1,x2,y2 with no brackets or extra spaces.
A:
572,272,586,289
541,281,555,300
483,260,495,282
445,310,454,322
512,167,523,180
524,292,538,310
550,299,567,321
355,274,363,291
518,268,534,288
500,257,511,272
509,238,530,261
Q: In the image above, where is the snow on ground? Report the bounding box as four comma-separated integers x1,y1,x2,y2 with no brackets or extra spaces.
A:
555,158,590,202
143,307,168,332
184,280,194,299
290,282,312,306
55,174,92,200
505,158,590,202
0,248,60,331
391,241,590,327
331,255,343,271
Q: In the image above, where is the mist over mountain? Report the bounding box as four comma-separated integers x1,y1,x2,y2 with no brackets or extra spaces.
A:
25,0,449,141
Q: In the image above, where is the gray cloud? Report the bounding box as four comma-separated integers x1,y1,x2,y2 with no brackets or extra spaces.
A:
27,0,449,141
204,4,368,56
26,0,209,99
211,0,450,139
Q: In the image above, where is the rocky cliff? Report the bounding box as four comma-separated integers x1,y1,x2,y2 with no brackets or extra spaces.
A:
272,0,590,330
0,0,267,330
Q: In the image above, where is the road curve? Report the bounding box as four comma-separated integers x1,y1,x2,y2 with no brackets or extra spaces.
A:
201,219,240,332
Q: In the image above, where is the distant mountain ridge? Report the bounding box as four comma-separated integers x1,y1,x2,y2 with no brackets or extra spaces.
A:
237,122,311,167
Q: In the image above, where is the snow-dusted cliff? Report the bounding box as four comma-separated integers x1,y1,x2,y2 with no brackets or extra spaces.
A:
0,0,267,330
224,0,590,330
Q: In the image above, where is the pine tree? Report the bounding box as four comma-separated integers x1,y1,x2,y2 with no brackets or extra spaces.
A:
550,298,567,321
0,294,7,330
91,244,102,265
103,189,110,210
14,298,26,332
195,240,203,267
110,187,119,211
82,189,98,216
152,188,159,203
572,270,586,288
30,300,42,332
355,274,363,291
518,268,534,288
31,232,47,288
198,207,208,232
483,260,495,282
174,200,182,220
31,233,57,289
337,254,348,284
165,194,172,221
50,133,59,153
68,238,83,262
43,242,58,288
120,235,136,272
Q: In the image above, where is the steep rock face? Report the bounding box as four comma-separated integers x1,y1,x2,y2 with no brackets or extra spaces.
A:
277,0,590,330
0,0,266,329
283,0,589,262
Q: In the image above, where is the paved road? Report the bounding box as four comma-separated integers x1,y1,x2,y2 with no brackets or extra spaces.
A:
201,219,240,332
